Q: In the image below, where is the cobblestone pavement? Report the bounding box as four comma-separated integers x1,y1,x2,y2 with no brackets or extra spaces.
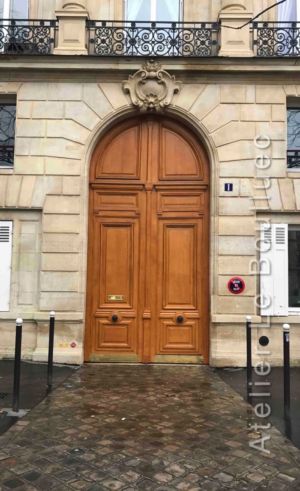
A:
1,365,300,490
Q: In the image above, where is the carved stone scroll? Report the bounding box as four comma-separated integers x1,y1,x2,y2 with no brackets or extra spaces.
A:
123,60,181,111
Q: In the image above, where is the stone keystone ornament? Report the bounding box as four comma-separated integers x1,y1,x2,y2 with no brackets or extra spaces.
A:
123,60,181,111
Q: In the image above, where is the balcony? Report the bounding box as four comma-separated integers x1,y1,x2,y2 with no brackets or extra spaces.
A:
88,20,219,57
0,19,219,57
0,19,300,58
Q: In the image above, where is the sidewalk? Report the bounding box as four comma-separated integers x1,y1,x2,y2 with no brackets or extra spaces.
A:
218,367,300,451
0,365,300,490
0,361,75,436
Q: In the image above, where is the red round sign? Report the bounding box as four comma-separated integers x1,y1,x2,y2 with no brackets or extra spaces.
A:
227,277,245,295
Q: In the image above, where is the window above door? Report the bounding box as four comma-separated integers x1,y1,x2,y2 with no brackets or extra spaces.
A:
126,0,182,23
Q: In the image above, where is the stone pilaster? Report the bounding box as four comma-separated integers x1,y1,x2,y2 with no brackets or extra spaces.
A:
218,0,254,57
54,2,89,55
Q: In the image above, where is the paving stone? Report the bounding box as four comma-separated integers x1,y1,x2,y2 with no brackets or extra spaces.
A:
70,480,93,490
153,472,173,483
213,471,234,483
246,472,266,483
101,478,125,490
119,471,140,483
3,478,25,489
165,463,186,477
55,470,79,482
1,366,300,490
14,486,39,491
21,471,41,482
278,472,296,482
190,481,219,491
133,479,156,490
87,485,106,491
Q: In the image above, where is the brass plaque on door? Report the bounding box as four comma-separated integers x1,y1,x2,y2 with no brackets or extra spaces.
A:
108,295,124,302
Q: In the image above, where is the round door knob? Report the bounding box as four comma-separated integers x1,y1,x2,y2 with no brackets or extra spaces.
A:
176,315,185,324
111,314,119,323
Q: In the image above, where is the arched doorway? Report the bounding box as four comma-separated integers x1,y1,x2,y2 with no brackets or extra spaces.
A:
84,116,210,363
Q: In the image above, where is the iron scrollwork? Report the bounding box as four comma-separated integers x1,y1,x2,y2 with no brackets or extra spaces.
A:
0,19,57,55
0,145,14,166
253,22,300,57
88,21,219,57
287,150,300,169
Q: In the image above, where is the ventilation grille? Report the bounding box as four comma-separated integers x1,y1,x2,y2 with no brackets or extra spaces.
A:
263,227,272,243
276,227,286,245
0,226,10,243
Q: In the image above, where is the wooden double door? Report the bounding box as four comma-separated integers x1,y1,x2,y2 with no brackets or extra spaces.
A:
85,117,209,363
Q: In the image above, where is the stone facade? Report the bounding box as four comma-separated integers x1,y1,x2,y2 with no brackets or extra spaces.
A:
0,0,300,366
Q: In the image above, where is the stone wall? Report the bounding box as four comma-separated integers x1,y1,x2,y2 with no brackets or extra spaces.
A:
1,77,300,365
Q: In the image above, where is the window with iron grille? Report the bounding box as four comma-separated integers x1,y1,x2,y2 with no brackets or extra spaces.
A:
287,108,300,169
0,102,16,168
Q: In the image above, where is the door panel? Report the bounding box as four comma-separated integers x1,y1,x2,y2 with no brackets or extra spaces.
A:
86,117,209,363
160,128,199,179
158,121,208,181
159,320,198,351
90,214,141,356
98,222,136,309
158,190,206,214
94,191,140,212
162,223,197,309
96,319,136,351
95,125,143,180
156,218,204,355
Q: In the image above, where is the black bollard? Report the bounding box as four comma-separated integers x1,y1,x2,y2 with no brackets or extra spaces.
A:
47,311,55,390
246,316,252,385
283,324,291,416
12,318,23,413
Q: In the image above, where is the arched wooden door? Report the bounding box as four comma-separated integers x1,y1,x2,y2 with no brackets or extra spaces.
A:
85,117,209,363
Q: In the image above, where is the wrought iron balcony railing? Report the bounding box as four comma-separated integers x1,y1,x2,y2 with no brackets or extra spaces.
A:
87,20,220,57
253,22,300,57
2,19,300,58
0,19,57,55
287,150,300,169
0,145,14,167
